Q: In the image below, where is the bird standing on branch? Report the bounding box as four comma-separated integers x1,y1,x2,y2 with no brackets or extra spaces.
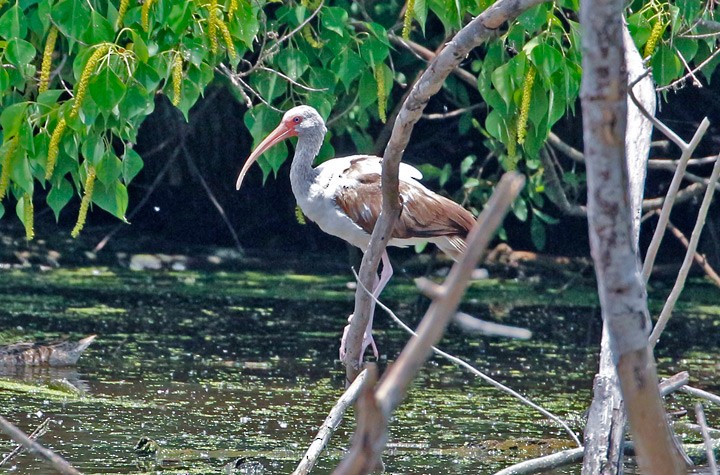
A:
236,105,475,363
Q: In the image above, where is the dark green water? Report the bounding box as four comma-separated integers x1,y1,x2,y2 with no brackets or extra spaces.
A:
0,262,717,474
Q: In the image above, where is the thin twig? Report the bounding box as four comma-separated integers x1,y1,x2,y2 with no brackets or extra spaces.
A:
257,66,328,92
629,69,688,149
181,144,244,253
695,403,718,475
0,416,81,475
649,153,720,347
657,44,720,92
353,269,582,447
293,369,369,475
421,104,485,120
0,418,51,467
642,119,710,282
661,213,720,287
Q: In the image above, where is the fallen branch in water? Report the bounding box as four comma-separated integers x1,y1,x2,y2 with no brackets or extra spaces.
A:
0,415,81,475
292,369,370,475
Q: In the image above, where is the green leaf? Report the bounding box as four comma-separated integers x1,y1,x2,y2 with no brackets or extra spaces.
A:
674,38,698,64
330,49,363,91
82,10,114,44
131,31,149,62
530,213,546,250
51,0,91,44
359,35,389,66
122,149,144,184
460,155,475,176
322,7,348,36
0,4,27,40
89,68,127,110
231,1,260,49
512,195,528,222
0,102,28,140
5,39,36,68
10,147,32,194
47,177,74,221
651,44,683,86
414,0,428,34
250,70,286,103
0,67,9,94
92,180,128,220
275,48,310,80
168,1,192,35
0,202,4,219
516,3,549,32
95,151,123,186
529,43,564,80
491,62,516,108
484,109,507,143
133,61,161,90
118,84,154,119
439,163,452,188
80,135,105,166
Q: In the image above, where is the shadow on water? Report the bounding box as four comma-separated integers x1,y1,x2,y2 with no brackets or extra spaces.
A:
0,259,718,474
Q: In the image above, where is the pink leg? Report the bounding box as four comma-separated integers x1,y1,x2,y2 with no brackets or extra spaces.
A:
340,252,393,363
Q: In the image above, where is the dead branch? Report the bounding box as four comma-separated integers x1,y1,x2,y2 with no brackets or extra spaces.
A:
641,119,711,282
660,372,691,396
293,369,370,475
660,212,720,287
344,0,547,380
641,182,708,211
0,416,81,475
649,155,720,348
695,404,718,474
579,0,686,471
681,385,720,407
494,447,585,475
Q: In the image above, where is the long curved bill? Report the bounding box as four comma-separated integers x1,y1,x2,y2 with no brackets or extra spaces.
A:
236,123,295,190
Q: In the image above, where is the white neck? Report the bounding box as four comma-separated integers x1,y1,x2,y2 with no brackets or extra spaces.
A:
289,127,324,198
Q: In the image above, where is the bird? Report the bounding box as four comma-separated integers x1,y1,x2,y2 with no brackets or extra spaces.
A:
0,334,96,366
236,105,475,363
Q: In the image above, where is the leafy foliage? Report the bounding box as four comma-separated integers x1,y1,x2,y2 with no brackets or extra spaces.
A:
0,0,718,249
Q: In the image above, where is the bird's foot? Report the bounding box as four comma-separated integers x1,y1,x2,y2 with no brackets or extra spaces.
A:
339,315,378,364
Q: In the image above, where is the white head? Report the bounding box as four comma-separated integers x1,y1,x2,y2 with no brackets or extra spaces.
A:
236,106,327,190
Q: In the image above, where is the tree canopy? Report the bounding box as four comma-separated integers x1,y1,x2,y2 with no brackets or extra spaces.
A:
0,0,718,248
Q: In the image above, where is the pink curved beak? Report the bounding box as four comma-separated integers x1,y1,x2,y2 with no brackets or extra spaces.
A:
236,122,296,190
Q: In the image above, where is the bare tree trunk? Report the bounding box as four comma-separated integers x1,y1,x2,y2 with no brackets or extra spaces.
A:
581,23,656,475
579,1,686,473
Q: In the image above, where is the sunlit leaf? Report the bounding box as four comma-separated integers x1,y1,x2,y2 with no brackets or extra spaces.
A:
122,149,144,184
47,178,74,221
89,68,127,110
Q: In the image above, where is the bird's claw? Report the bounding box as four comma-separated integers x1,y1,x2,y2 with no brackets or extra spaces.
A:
339,315,378,364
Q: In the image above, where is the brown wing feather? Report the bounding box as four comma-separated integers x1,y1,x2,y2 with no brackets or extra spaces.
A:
334,172,475,240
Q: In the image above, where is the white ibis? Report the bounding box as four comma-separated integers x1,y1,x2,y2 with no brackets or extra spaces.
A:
236,105,475,362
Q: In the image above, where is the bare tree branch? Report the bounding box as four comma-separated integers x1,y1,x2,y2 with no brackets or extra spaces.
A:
649,155,720,348
0,416,81,475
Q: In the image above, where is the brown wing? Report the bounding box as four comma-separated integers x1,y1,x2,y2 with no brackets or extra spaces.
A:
334,172,475,240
